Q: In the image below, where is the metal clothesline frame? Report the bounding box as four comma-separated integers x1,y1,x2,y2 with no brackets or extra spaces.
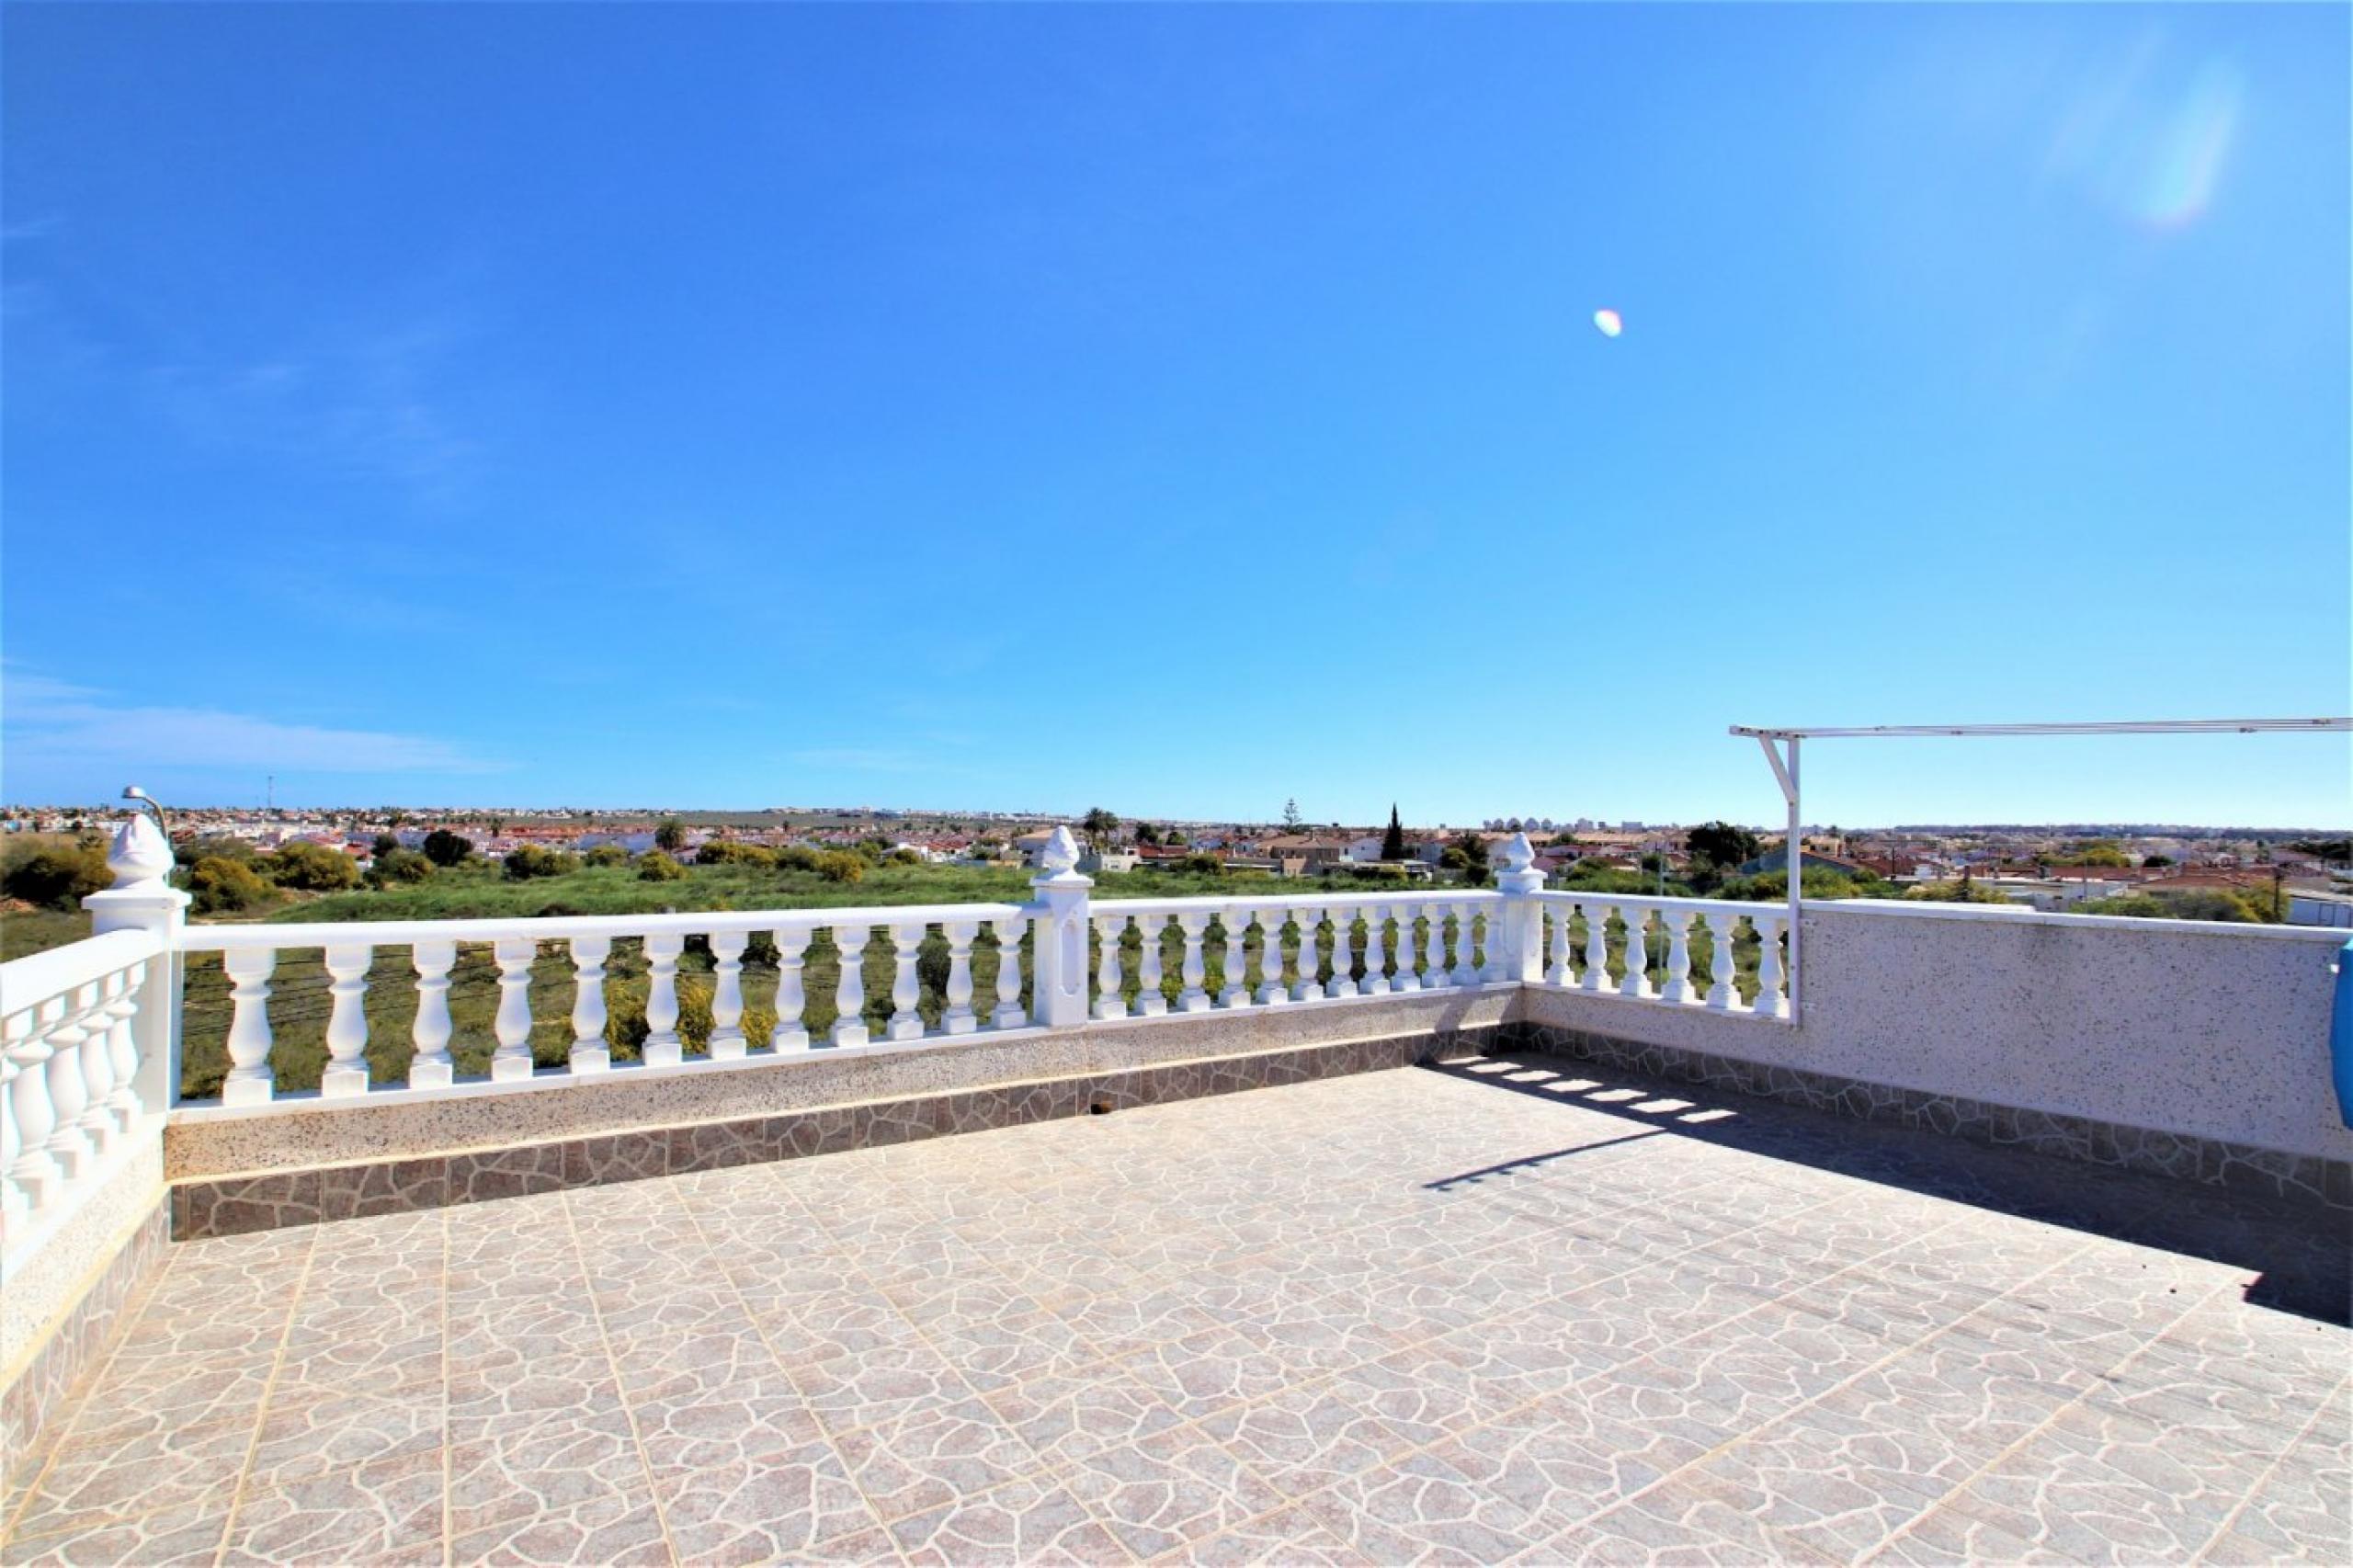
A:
1727,716,2353,1026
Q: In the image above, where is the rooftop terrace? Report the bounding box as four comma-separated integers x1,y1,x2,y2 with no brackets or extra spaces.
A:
4,822,2349,1564
4,1055,2347,1564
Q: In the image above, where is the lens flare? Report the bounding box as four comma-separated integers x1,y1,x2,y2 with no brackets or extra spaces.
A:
2138,62,2242,227
1593,309,1623,338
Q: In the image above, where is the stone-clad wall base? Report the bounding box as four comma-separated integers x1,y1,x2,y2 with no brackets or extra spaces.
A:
0,1195,169,1508
171,1024,1498,1241
1506,1020,2353,1211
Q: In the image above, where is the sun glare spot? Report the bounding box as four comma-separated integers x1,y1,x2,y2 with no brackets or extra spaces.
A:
1592,308,1623,338
2138,62,2242,227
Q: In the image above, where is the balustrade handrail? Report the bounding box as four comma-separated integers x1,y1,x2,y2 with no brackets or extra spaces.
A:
176,902,1031,952
1091,889,1502,917
1529,890,1774,916
1,927,164,1011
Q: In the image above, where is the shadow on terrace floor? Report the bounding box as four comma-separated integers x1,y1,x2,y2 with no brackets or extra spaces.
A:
1419,1051,2353,1327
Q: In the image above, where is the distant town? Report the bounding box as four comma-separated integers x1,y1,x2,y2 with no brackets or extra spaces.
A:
6,798,2349,927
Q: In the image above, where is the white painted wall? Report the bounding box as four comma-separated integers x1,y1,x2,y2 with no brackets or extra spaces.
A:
1523,900,2353,1165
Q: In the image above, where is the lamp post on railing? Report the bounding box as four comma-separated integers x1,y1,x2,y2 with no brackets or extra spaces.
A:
80,792,189,1119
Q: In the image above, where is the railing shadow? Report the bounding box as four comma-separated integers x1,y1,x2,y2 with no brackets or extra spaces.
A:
1417,1049,2352,1327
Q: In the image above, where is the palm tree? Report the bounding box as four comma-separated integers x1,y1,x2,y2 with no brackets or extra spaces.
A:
1081,807,1120,853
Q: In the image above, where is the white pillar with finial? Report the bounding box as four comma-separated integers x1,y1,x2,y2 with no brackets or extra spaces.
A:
81,792,190,1121
1025,827,1094,1029
1494,832,1546,983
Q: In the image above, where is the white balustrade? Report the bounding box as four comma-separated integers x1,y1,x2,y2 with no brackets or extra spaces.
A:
131,871,1801,1125
1,928,162,1258
709,931,749,1058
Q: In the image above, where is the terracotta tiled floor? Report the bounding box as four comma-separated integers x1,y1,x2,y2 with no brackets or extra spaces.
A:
4,1054,2347,1565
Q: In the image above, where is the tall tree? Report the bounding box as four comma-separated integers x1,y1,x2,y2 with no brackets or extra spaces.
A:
1081,807,1120,852
654,817,688,852
1684,821,1761,869
1381,805,1406,862
1282,798,1302,831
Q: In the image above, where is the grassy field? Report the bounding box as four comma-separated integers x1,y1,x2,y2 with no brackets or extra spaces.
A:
7,855,1769,1098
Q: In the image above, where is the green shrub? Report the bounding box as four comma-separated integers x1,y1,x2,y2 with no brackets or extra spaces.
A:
778,846,823,872
421,829,474,868
888,847,925,867
813,851,867,884
189,856,273,915
638,850,687,882
582,844,631,868
697,840,778,868
172,834,255,869
1902,878,2011,905
369,847,435,885
2079,888,2268,923
504,844,581,881
262,840,362,892
2,840,112,909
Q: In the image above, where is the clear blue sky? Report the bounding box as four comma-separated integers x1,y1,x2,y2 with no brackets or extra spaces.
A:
6,3,2347,828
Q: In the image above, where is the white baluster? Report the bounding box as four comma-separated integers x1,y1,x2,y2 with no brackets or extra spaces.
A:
221,948,276,1107
1326,908,1358,999
1093,915,1125,1021
568,937,611,1073
1705,911,1738,1010
1618,906,1653,999
643,932,685,1065
709,930,749,1058
1581,901,1610,993
101,967,142,1134
1176,913,1211,1012
1290,907,1324,1003
885,923,926,1041
42,984,95,1178
1133,915,1167,1017
409,939,456,1088
1662,911,1694,1004
1361,905,1391,995
1546,904,1572,987
491,937,537,1082
1449,904,1480,987
73,978,119,1153
990,915,1028,1028
942,920,980,1035
1258,908,1293,1006
1420,901,1447,990
772,927,813,1049
5,1005,60,1210
1753,915,1786,1018
320,943,372,1098
831,925,870,1047
1220,910,1255,1009
0,1020,25,1224
1480,906,1507,983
